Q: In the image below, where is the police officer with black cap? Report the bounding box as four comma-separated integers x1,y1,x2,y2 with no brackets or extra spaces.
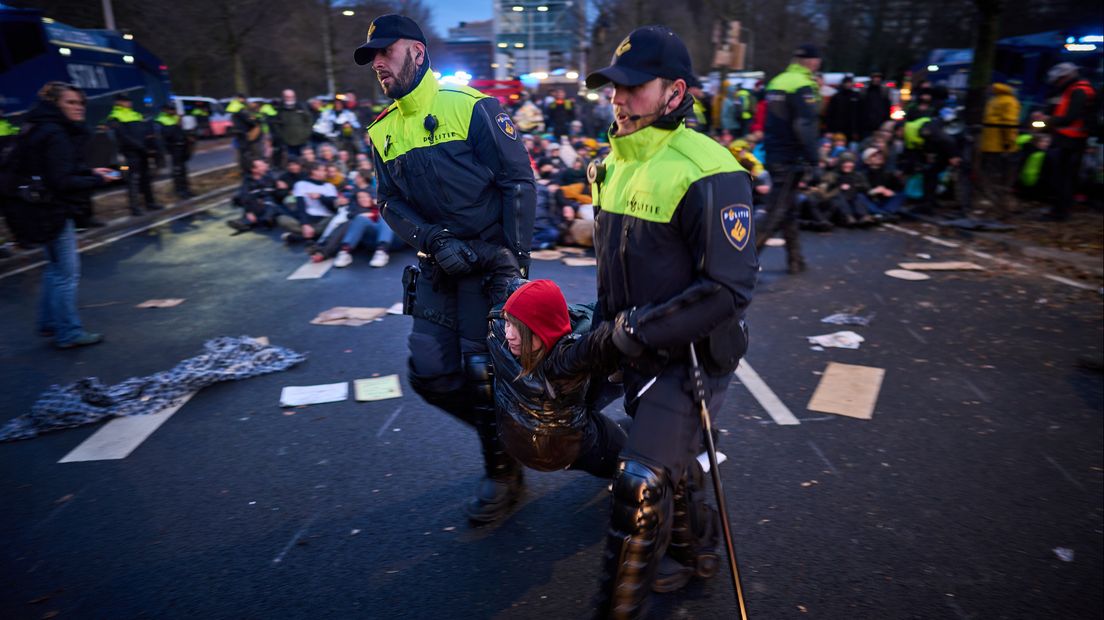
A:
585,25,758,618
354,14,536,525
757,43,822,274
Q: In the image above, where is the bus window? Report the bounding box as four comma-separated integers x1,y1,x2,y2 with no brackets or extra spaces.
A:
0,21,48,72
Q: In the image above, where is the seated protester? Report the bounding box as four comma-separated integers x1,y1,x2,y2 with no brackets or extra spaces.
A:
727,139,771,205
274,158,305,206
280,161,345,243
344,168,374,199
336,149,353,174
818,152,876,227
532,166,562,250
536,142,564,170
488,279,627,478
347,157,375,192
558,181,595,247
299,146,317,164
794,165,834,232
324,163,345,188
227,158,278,231
828,132,850,159
858,147,905,219
557,157,587,185
312,189,399,268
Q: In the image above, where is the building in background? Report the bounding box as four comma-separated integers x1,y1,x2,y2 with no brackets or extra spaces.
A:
439,19,495,80
492,0,585,79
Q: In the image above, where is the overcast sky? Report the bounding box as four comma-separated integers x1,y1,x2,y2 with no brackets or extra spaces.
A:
427,0,492,36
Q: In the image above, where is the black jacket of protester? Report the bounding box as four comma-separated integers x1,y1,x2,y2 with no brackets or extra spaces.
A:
21,101,105,215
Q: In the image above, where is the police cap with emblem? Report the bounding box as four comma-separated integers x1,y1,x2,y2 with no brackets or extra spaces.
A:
585,25,701,89
353,14,427,66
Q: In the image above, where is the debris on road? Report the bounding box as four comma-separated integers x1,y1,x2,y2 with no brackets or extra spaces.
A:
279,382,349,407
807,330,865,349
885,268,931,281
310,306,387,326
354,375,402,401
531,249,565,260
386,302,404,315
563,256,597,267
898,261,984,271
1053,547,1075,562
820,312,874,326
806,362,886,420
0,337,306,442
765,238,786,247
136,298,185,308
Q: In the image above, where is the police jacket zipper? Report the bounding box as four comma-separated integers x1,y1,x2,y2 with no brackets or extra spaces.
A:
620,215,633,306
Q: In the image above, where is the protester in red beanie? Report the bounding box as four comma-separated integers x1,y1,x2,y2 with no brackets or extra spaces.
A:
489,279,627,476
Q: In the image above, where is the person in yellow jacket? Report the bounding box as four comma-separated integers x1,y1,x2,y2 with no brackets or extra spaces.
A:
979,82,1021,189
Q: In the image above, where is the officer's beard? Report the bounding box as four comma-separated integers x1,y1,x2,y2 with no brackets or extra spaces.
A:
381,48,427,100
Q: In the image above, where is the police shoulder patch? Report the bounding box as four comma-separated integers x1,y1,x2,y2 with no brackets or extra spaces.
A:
495,113,518,140
720,204,752,251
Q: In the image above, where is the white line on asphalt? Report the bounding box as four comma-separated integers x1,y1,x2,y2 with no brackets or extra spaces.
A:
1043,274,1096,291
843,264,856,274
734,361,800,425
58,393,196,462
922,235,960,248
272,512,320,565
807,441,839,475
961,378,990,402
1044,455,1086,491
377,405,404,438
287,259,333,280
882,223,919,236
904,326,928,344
0,187,236,282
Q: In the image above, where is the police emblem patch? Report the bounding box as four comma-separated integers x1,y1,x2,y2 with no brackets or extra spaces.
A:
720,204,752,251
616,37,632,57
495,113,518,140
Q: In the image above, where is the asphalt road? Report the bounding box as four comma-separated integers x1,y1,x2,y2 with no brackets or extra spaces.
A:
1,203,1101,619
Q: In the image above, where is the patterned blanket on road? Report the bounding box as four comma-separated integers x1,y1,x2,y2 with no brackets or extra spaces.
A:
0,336,307,442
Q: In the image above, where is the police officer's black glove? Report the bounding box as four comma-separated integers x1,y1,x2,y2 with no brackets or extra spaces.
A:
612,309,646,358
429,231,477,276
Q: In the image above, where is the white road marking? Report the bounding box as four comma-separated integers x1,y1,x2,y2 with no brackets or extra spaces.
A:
58,393,196,462
882,223,919,236
287,259,333,280
734,361,800,425
807,441,839,475
1043,274,1095,291
922,235,960,248
961,378,990,402
1044,455,1086,491
904,326,928,344
376,405,404,438
272,512,319,565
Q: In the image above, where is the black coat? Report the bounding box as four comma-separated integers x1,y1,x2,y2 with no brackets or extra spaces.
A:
22,102,104,215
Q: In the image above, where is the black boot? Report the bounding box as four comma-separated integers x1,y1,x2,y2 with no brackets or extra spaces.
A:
465,407,524,524
652,463,721,593
594,461,672,619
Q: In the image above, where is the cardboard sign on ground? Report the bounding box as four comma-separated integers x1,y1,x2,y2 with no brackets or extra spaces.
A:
806,362,886,420
288,259,333,280
899,261,984,271
563,256,597,267
279,382,349,407
530,249,565,260
136,298,185,308
311,306,387,326
885,269,931,281
354,375,403,401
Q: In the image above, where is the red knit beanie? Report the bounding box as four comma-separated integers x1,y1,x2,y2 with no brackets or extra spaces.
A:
503,280,572,351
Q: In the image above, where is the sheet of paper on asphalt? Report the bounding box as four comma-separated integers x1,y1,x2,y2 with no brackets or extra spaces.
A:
806,362,885,420
136,298,185,308
563,256,597,267
899,261,984,271
279,382,349,407
354,375,403,402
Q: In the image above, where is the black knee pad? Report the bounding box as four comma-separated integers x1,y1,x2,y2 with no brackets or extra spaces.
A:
610,460,671,534
463,352,495,406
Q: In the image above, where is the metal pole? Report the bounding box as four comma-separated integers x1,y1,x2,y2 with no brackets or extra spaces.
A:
322,0,336,96
528,8,535,74
689,343,749,620
101,0,116,30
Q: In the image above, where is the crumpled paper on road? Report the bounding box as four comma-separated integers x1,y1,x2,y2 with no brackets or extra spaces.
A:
310,306,387,327
806,330,865,350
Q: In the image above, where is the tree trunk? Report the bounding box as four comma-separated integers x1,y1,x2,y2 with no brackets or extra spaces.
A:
965,0,1002,127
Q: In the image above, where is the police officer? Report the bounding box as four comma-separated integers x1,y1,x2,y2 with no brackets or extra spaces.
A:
105,93,162,215
354,14,536,524
1038,62,1097,221
155,104,193,200
585,25,758,618
901,86,958,213
756,44,822,274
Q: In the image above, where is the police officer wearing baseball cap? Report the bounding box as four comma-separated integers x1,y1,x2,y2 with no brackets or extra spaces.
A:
757,42,823,274
585,25,758,618
354,14,537,525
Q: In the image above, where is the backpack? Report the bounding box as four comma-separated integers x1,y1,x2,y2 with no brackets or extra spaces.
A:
1,123,67,245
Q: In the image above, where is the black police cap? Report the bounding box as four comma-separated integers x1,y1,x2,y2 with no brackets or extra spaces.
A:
354,14,427,66
793,43,821,59
585,26,701,90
